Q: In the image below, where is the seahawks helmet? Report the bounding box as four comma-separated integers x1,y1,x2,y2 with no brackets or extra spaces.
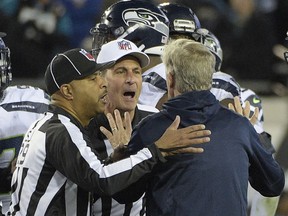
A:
90,0,169,57
0,32,12,92
192,28,223,71
158,3,201,38
211,71,241,102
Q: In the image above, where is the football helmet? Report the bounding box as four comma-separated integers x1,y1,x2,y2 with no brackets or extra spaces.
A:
90,0,169,57
0,32,12,93
211,71,241,102
158,3,201,37
192,28,223,71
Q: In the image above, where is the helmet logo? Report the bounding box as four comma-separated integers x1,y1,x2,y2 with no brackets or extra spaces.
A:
122,8,169,36
204,38,217,53
173,19,196,33
117,40,133,50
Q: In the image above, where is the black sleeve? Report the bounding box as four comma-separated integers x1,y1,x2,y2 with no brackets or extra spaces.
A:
112,173,150,204
112,147,166,203
0,164,12,193
258,131,276,154
47,124,166,197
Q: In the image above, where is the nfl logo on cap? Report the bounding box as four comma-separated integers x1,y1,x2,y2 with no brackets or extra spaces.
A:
97,39,150,68
117,40,133,50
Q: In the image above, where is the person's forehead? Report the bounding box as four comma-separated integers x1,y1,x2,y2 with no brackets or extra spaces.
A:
111,56,142,68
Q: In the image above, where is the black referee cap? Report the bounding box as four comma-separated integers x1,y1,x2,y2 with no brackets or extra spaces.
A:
44,48,114,95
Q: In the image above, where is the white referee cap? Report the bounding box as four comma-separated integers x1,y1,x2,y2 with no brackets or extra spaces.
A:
97,39,150,68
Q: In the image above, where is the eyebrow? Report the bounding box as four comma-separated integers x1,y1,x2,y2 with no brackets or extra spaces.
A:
113,66,141,71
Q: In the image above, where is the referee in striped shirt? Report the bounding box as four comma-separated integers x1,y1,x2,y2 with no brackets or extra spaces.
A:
7,48,210,215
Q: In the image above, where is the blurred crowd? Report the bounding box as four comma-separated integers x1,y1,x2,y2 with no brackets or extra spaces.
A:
175,0,288,82
0,0,288,92
0,0,104,78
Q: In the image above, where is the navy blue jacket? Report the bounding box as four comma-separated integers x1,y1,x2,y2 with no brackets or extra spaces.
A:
122,90,284,216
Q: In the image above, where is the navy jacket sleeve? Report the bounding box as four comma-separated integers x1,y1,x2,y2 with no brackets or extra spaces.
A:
248,123,285,196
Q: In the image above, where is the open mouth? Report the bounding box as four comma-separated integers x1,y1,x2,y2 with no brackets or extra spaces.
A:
123,91,136,99
100,93,108,103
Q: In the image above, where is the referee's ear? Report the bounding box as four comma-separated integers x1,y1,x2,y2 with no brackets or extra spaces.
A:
59,84,73,100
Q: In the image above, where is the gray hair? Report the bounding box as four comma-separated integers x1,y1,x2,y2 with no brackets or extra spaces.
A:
162,39,215,93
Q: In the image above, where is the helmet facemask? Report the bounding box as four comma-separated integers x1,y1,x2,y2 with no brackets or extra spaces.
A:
90,23,110,58
191,28,223,71
0,36,12,93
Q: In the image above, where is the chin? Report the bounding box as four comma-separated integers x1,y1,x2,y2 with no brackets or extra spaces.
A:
123,105,136,113
96,105,105,114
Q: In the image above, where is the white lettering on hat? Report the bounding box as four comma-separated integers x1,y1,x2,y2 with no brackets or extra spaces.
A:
117,40,132,50
79,49,95,61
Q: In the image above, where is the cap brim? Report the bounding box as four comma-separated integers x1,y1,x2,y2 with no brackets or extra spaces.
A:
74,60,116,81
123,52,150,68
96,60,116,71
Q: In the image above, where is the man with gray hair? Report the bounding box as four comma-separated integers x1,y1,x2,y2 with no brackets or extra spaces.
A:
115,39,285,216
7,46,211,216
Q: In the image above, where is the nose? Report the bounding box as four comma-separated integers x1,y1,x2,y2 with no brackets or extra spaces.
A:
125,70,136,84
99,76,108,88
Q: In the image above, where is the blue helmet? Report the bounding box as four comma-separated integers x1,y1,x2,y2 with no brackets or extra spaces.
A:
0,32,12,92
90,0,169,57
158,2,201,38
211,71,241,102
191,28,223,71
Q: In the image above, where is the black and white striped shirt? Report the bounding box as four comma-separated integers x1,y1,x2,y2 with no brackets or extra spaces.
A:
89,104,159,216
8,105,164,216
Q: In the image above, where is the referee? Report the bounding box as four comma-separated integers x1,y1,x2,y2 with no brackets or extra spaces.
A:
7,48,210,215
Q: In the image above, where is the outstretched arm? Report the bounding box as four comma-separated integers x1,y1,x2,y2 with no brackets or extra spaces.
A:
100,110,211,162
154,115,210,156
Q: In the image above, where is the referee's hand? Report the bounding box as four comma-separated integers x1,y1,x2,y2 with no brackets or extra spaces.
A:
155,115,211,156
